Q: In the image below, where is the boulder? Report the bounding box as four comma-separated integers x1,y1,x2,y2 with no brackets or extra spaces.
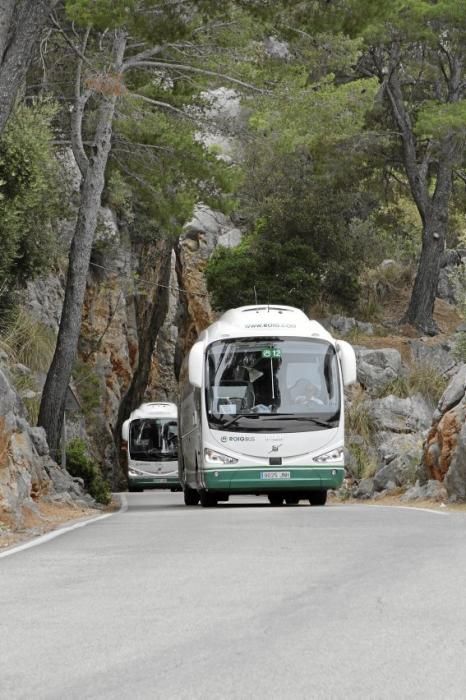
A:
354,478,374,499
401,480,448,502
376,431,423,467
323,316,374,337
28,427,50,457
436,363,466,416
423,364,466,501
355,347,402,392
409,339,457,377
373,452,419,491
444,421,466,501
368,394,433,433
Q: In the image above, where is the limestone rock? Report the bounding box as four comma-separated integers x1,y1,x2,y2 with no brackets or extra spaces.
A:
409,339,457,376
355,347,402,391
368,394,432,433
422,364,466,500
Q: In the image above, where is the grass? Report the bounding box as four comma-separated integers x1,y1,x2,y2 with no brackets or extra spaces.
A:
345,388,379,481
9,369,41,424
357,262,414,322
348,441,378,480
375,362,448,406
0,308,56,372
346,388,377,443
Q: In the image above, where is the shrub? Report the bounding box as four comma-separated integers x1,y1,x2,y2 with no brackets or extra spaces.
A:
348,441,378,480
346,390,376,443
0,101,66,308
206,234,321,310
65,438,111,505
72,360,102,416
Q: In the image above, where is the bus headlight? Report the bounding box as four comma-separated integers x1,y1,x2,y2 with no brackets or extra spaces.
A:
128,467,145,476
204,448,238,465
314,447,344,464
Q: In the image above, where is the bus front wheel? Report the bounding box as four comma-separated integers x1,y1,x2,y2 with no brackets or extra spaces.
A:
309,490,327,506
268,494,284,506
199,490,218,508
285,496,299,505
184,485,200,506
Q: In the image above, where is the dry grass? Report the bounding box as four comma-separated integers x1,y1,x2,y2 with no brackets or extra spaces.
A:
0,308,56,372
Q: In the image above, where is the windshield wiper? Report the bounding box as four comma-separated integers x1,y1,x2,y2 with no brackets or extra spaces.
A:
259,414,338,429
221,413,260,430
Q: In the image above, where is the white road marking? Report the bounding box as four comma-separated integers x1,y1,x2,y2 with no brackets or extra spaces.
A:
0,494,127,559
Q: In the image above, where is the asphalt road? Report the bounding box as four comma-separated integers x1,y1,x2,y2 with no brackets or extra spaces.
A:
2,492,466,699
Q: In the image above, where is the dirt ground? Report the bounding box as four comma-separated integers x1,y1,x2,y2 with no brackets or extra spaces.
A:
0,497,119,551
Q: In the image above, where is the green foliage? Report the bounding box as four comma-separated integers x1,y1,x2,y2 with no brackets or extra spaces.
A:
65,438,111,504
416,101,466,140
72,360,102,417
206,234,321,310
348,441,378,480
346,389,377,480
0,102,65,305
346,392,376,443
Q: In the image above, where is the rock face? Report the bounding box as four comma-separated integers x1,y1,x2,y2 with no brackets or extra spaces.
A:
423,364,466,500
437,249,465,304
344,333,444,498
0,368,90,528
355,347,402,393
21,196,240,485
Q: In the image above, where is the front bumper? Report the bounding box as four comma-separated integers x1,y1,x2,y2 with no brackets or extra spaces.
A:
202,465,344,492
128,474,181,490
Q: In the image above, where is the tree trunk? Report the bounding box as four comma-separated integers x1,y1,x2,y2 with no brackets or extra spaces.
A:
403,218,445,335
113,239,173,487
403,149,454,335
0,0,60,136
38,31,127,457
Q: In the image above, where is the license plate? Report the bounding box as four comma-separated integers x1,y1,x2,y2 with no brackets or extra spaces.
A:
155,478,167,483
260,471,291,480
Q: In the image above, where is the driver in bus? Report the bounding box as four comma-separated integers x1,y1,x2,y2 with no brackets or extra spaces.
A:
289,378,324,406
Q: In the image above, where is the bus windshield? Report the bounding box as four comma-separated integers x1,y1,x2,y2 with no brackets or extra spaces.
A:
205,337,340,433
129,418,178,461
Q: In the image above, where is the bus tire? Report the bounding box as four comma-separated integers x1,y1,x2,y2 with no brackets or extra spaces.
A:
184,485,200,506
309,490,327,506
285,496,299,505
268,494,284,506
199,490,218,508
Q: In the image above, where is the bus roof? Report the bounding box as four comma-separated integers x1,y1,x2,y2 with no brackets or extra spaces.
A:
199,306,333,344
128,402,178,422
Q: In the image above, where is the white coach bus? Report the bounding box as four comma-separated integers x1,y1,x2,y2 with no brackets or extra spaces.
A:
178,305,356,508
122,402,180,492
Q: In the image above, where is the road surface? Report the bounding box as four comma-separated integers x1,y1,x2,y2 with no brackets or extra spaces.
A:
1,492,466,699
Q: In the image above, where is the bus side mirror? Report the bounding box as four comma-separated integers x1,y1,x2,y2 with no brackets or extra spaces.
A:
336,340,357,386
121,419,129,441
188,341,204,388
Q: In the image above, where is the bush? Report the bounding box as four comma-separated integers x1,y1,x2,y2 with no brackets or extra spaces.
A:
206,234,321,310
65,438,111,505
0,101,66,310
72,360,102,416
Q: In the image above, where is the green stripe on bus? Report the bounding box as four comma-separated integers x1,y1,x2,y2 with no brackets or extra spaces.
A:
203,466,344,491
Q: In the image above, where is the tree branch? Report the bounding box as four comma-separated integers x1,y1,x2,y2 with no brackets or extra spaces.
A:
122,44,163,70
70,26,91,177
122,59,264,92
